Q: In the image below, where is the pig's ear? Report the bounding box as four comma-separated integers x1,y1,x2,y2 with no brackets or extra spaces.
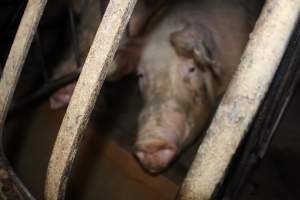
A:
106,38,143,81
170,24,222,80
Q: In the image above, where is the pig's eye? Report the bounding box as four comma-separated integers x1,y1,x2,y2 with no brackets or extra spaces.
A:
188,67,196,73
137,73,144,79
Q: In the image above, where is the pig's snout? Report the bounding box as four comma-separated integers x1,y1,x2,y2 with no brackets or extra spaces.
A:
134,138,177,173
134,101,190,172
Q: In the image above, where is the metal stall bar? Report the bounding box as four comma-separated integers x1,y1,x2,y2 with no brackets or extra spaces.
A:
45,0,137,199
220,16,300,199
179,0,300,199
0,0,48,130
0,0,48,199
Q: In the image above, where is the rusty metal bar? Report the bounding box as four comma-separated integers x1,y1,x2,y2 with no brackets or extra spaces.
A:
45,0,137,199
221,17,300,199
179,0,300,199
0,0,48,199
0,0,48,128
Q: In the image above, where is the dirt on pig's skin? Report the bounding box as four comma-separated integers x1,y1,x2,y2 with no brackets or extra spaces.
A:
46,0,263,173
127,0,263,173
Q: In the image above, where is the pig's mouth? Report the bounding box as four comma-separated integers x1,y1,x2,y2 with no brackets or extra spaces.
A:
133,137,178,173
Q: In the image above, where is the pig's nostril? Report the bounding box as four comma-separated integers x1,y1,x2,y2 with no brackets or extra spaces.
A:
154,148,175,162
134,145,176,173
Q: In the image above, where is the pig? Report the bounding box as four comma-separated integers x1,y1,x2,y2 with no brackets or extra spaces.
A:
48,0,262,173
108,0,262,173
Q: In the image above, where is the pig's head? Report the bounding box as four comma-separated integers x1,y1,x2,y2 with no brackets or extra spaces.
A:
111,23,222,173
133,24,222,173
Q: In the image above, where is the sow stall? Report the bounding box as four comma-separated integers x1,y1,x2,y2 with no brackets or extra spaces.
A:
0,0,299,199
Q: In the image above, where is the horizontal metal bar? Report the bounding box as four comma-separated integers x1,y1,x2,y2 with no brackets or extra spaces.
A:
45,0,137,199
179,0,300,199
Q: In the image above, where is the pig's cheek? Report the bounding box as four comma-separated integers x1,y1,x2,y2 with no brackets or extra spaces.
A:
181,121,192,146
181,67,202,97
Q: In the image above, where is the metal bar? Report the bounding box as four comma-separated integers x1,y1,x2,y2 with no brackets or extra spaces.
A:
0,157,34,199
0,0,48,199
0,0,48,127
8,68,81,116
45,0,137,199
179,0,300,199
220,16,300,200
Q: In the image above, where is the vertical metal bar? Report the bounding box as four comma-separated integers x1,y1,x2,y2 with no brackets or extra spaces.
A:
0,0,48,199
179,0,300,199
45,0,137,199
0,0,48,127
221,19,300,199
